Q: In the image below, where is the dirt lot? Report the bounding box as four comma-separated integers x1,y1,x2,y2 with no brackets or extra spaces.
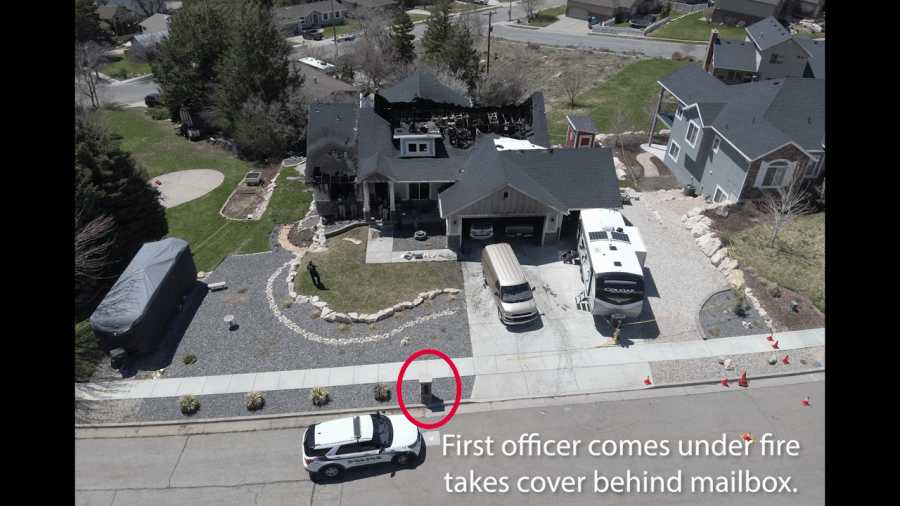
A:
703,203,825,332
220,164,282,219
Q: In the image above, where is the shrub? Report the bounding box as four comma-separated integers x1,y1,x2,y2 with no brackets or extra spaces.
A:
708,326,720,337
767,282,782,298
374,382,391,401
336,322,351,332
423,299,435,309
179,394,198,413
183,354,197,365
393,310,404,319
279,299,294,309
309,309,321,319
310,386,329,406
237,286,249,293
671,51,683,61
367,323,379,331
245,391,263,409
147,107,169,120
658,4,671,18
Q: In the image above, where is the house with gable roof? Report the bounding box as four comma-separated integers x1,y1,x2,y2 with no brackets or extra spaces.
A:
702,16,824,84
305,72,622,248
274,1,347,33
651,63,824,204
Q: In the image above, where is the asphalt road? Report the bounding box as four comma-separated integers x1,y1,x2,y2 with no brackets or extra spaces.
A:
76,378,824,505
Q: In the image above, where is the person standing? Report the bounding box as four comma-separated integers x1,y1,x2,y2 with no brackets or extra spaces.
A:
337,196,346,219
348,191,358,220
307,260,321,287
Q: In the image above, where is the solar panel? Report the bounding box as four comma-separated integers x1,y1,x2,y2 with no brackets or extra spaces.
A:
611,231,630,243
589,231,607,241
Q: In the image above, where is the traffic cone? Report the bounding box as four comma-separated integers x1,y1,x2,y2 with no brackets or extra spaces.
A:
741,431,755,444
802,396,810,406
772,340,779,349
766,333,773,342
644,375,651,385
721,377,729,387
156,179,161,185
782,354,789,365
738,371,748,387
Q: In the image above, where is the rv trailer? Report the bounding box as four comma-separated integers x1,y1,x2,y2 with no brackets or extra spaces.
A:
572,208,647,327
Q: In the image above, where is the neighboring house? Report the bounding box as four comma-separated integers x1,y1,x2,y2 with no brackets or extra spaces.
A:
305,72,622,248
794,0,824,17
565,115,601,148
712,0,784,26
274,2,347,33
139,12,172,34
96,0,169,22
296,64,358,102
702,16,824,84
131,29,168,51
652,63,824,204
565,0,655,23
337,0,400,16
97,4,136,26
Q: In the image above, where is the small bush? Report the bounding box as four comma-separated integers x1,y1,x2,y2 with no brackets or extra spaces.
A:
179,394,198,413
245,391,263,408
767,282,782,298
146,106,169,120
336,322,351,332
708,326,720,337
658,4,671,18
279,299,294,309
367,323,379,331
527,41,540,50
310,386,329,406
447,293,458,302
374,382,391,401
424,299,435,309
183,354,197,365
237,286,249,293
393,310,404,319
671,51,683,61
309,309,321,319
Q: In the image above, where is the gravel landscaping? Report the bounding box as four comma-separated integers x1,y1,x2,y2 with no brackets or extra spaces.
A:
649,346,824,385
135,376,474,423
698,289,772,339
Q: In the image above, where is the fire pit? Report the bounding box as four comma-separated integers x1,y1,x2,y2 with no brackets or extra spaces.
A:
414,230,427,241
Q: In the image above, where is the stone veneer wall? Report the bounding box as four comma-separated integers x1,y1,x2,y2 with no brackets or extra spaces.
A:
740,144,810,201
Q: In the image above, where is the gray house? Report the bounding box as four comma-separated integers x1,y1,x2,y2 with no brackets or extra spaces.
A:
702,16,824,84
305,72,621,248
274,1,347,33
651,63,824,203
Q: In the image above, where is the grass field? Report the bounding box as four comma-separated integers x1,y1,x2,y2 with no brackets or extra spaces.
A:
529,6,567,27
732,213,825,314
649,11,746,41
101,53,152,79
294,227,464,314
321,19,363,38
545,58,689,145
106,108,312,273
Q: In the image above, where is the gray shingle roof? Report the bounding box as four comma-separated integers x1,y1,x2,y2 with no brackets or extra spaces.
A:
712,38,757,72
566,115,601,135
380,71,471,108
746,16,791,51
659,63,825,160
132,29,168,47
306,103,360,177
794,35,825,79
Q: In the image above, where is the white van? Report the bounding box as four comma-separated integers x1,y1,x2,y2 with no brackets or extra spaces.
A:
482,243,538,325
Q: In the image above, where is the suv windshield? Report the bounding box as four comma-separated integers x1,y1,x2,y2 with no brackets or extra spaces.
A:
371,415,393,447
500,283,532,303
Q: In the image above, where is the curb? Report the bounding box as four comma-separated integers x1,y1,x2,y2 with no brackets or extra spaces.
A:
75,368,823,438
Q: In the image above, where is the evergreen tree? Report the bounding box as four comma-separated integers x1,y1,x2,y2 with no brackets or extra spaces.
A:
74,116,169,288
389,4,416,64
422,0,454,63
441,24,483,91
75,0,113,45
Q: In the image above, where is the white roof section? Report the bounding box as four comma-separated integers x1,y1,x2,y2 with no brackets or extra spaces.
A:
493,138,546,151
311,415,373,447
299,57,335,72
580,208,644,276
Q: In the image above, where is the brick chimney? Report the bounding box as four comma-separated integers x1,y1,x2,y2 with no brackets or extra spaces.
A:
704,29,718,72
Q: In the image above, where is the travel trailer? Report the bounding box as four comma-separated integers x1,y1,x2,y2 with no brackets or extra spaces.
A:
572,208,647,326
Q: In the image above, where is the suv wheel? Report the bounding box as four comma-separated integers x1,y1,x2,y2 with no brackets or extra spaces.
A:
393,452,412,466
320,465,343,479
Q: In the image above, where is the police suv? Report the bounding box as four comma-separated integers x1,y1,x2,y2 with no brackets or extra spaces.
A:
302,412,423,479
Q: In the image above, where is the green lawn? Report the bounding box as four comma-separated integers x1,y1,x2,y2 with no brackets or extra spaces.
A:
321,19,363,38
425,1,479,14
731,213,825,314
76,320,104,382
529,6,567,27
101,53,152,79
294,227,464,314
106,108,312,273
648,10,746,41
546,58,689,146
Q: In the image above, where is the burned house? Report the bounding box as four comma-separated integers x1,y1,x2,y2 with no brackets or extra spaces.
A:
305,71,622,247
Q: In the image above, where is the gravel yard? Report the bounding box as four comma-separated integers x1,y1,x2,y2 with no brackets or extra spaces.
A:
650,346,824,385
699,289,771,339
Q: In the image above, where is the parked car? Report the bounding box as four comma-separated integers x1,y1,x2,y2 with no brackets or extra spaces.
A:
302,28,322,40
144,93,160,107
504,224,534,238
588,15,598,29
469,222,494,241
302,412,423,479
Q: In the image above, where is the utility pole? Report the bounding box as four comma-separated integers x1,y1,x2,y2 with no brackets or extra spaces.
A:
486,11,493,78
330,0,339,63
509,1,511,23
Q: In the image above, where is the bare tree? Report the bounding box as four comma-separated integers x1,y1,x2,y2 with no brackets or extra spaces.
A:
611,103,631,148
560,66,584,108
75,42,110,110
522,0,540,22
128,0,169,19
75,209,117,282
457,8,487,41
643,90,661,145
758,166,815,247
680,42,695,61
128,41,160,64
474,65,527,107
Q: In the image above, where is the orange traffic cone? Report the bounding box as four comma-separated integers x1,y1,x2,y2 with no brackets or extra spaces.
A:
741,431,755,444
721,377,729,387
766,333,773,342
644,375,651,385
772,340,779,349
802,396,810,406
738,371,748,387
782,354,789,365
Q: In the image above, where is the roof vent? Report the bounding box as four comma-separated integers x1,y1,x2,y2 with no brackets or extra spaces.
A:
614,261,622,266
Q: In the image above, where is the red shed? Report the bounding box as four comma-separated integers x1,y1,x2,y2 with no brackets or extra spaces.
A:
565,115,601,148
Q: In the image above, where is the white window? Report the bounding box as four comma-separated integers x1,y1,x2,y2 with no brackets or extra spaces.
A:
324,13,329,20
713,186,727,203
668,141,680,162
769,54,783,64
712,136,721,153
419,143,427,152
675,104,683,120
754,159,796,188
804,155,824,178
685,121,699,147
336,11,341,17
409,183,430,200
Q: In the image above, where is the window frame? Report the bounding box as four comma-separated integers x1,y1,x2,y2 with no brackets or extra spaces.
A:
754,159,796,189
408,183,431,200
712,135,721,153
668,141,681,162
685,121,700,148
769,53,783,65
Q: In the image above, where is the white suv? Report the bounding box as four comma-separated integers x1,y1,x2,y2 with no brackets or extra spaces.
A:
302,412,423,479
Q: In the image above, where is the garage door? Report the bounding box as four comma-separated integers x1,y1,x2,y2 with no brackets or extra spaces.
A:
567,7,588,20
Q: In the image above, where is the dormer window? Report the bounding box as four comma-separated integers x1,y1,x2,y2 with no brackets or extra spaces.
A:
400,138,434,156
395,123,441,157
